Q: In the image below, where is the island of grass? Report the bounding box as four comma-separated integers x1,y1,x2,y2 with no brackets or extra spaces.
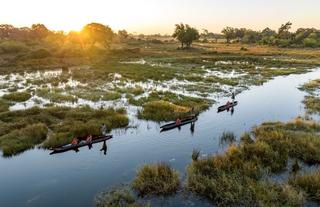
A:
132,162,180,197
0,106,129,157
129,91,212,121
2,91,31,102
299,77,320,114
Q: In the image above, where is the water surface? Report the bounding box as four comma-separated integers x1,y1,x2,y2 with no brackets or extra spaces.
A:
0,69,320,207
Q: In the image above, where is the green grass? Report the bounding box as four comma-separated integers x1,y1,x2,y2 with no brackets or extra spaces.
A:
186,118,320,205
95,187,150,207
289,171,320,202
0,106,129,155
133,91,211,121
36,88,78,103
2,91,31,102
0,123,48,157
132,162,180,197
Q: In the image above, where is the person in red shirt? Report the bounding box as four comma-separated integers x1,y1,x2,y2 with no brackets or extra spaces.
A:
176,118,181,125
71,137,78,145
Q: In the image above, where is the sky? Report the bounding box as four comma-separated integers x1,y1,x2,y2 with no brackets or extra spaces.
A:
1,0,320,34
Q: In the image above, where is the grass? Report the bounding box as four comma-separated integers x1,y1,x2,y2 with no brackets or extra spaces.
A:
0,123,48,156
289,171,320,202
0,106,129,156
2,91,31,102
299,78,320,114
0,99,9,112
191,148,201,161
36,88,78,103
219,131,236,145
186,118,320,205
132,162,180,197
95,187,149,207
134,91,211,121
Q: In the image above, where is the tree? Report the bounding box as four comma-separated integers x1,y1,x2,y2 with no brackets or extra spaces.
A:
221,27,235,43
118,29,129,41
234,28,246,41
261,27,276,37
30,24,50,40
172,23,199,48
277,22,292,39
80,23,114,48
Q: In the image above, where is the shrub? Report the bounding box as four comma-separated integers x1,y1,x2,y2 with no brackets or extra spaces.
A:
132,162,180,196
303,38,318,47
0,41,28,53
29,48,51,59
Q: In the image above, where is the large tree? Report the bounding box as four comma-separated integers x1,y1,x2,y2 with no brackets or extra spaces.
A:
80,23,114,48
30,24,50,40
172,23,199,48
221,27,235,43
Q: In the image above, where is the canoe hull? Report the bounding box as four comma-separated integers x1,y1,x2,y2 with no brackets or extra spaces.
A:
50,135,113,155
160,117,197,132
217,101,238,113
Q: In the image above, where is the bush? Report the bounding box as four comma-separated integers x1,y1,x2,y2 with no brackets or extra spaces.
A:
2,91,31,102
29,48,51,59
303,38,318,47
132,162,180,196
0,41,28,53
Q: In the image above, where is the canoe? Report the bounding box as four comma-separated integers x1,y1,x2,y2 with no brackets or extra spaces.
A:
50,135,113,155
160,117,197,132
217,101,238,112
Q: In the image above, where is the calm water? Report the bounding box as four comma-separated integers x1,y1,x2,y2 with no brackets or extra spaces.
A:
0,69,320,207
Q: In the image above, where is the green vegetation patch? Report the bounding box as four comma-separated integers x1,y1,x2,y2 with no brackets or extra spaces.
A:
0,106,129,156
299,78,320,114
186,118,320,205
132,162,180,197
0,123,47,156
36,88,78,103
132,91,212,121
95,187,150,207
289,171,320,202
2,91,31,102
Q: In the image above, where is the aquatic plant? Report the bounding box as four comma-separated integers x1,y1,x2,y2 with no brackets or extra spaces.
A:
95,187,149,207
191,148,201,161
132,162,180,196
219,131,236,145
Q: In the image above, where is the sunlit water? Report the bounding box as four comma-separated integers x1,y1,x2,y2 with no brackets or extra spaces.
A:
0,69,320,207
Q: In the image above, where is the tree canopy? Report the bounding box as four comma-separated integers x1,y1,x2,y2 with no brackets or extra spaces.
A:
80,23,114,48
172,23,200,48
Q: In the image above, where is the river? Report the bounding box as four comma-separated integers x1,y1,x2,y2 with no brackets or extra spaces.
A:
0,68,319,207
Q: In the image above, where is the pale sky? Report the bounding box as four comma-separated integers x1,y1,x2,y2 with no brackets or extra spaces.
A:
1,0,320,34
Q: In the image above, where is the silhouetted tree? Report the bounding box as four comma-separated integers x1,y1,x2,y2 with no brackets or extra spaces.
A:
81,23,114,48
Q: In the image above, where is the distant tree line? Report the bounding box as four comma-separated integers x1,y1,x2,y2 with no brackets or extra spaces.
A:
221,22,320,47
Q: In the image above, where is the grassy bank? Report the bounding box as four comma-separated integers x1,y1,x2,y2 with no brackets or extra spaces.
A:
0,106,129,156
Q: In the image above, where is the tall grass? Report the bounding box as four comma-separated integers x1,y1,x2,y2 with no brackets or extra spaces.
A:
95,187,149,207
289,171,320,202
0,123,47,157
132,162,180,196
